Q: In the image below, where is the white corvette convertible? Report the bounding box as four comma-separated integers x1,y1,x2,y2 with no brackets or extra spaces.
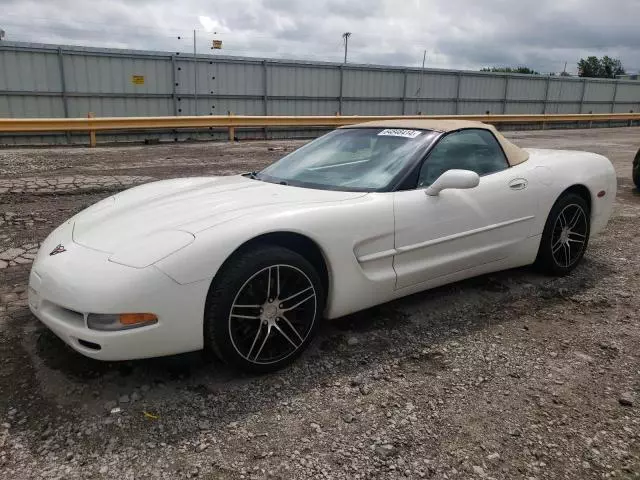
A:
29,119,616,372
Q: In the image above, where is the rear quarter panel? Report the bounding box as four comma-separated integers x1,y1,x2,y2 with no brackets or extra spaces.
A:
525,148,616,237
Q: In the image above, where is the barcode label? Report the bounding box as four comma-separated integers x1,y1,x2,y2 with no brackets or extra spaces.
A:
377,129,422,138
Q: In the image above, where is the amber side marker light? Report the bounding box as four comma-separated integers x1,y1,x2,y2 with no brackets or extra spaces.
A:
87,313,158,331
597,190,606,198
119,313,158,326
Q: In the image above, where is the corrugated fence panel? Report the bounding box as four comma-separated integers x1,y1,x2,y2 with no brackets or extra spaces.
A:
194,60,221,96
548,80,583,102
342,100,403,115
195,98,264,116
268,65,339,97
406,72,458,99
122,57,173,94
0,49,62,92
546,102,581,114
0,96,8,117
508,78,547,100
505,102,544,114
64,55,173,94
459,75,506,99
0,134,67,146
457,101,504,115
206,61,264,96
0,95,64,117
343,69,404,98
584,82,616,102
410,100,456,115
614,84,640,103
582,103,613,113
65,54,120,93
268,99,339,116
68,97,173,117
614,103,640,113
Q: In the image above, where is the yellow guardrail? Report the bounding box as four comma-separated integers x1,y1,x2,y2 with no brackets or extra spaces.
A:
1,113,639,147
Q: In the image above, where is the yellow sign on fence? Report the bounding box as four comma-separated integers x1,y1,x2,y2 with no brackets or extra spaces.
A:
212,40,223,49
131,75,145,85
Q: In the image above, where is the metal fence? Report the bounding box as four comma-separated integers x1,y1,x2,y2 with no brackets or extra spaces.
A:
1,40,640,145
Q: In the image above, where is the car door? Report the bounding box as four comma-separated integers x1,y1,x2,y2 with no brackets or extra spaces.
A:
393,128,536,289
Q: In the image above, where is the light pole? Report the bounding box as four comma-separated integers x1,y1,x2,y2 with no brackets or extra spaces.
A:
342,32,351,64
415,50,426,114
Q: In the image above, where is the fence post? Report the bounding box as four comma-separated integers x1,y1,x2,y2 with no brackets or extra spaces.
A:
228,111,235,142
263,60,269,140
542,75,551,114
541,75,552,129
338,65,344,115
609,80,619,128
455,72,462,115
171,55,178,116
502,75,509,114
579,78,587,114
401,69,408,115
87,112,96,147
610,81,618,113
57,47,71,144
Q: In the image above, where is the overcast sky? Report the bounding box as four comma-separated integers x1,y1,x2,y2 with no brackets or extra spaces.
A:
2,0,639,74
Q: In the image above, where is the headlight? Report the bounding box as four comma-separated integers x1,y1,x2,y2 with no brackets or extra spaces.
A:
87,313,158,331
109,230,195,268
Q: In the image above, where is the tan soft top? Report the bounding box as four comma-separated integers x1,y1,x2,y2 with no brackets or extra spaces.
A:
341,119,529,166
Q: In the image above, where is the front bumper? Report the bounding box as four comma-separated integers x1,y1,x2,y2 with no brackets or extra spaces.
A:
28,223,210,361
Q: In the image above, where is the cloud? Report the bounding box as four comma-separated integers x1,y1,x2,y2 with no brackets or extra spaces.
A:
198,16,218,34
0,0,639,73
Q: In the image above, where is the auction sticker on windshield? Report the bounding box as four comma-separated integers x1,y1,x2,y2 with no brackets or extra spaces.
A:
377,129,422,138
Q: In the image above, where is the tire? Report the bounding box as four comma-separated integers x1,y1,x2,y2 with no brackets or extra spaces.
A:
535,192,591,276
204,245,324,373
633,147,640,189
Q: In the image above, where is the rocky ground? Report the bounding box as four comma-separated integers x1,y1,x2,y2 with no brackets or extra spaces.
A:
0,127,639,480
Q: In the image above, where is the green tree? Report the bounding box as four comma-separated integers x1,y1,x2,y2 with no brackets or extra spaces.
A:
577,56,625,78
480,66,540,75
601,56,625,78
577,56,601,77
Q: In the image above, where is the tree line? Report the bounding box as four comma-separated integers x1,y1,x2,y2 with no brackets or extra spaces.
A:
480,56,627,78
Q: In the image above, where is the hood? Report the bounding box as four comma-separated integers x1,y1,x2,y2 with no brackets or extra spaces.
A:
72,175,365,253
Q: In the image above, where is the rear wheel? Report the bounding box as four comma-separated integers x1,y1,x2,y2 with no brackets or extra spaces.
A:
204,245,324,373
535,193,590,276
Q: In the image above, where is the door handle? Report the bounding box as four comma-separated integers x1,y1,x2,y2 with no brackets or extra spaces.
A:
509,178,528,190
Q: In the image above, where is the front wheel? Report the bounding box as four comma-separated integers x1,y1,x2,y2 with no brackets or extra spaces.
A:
204,245,324,373
535,193,591,276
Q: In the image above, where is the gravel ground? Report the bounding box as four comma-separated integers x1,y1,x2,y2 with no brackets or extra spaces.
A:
0,128,639,480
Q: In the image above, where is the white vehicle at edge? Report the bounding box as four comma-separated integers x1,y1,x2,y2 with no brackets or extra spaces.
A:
28,119,616,372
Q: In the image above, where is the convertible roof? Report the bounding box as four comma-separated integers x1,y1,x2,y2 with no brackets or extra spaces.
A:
341,119,529,166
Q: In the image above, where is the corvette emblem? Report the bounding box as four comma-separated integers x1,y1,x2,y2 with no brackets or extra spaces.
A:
49,244,66,256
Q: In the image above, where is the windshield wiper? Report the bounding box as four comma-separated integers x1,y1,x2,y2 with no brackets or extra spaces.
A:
248,171,288,185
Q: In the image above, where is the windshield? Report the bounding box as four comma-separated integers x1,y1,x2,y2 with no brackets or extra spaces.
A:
257,127,436,191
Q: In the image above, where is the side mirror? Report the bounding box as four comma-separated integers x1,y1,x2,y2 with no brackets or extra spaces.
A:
425,169,480,196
